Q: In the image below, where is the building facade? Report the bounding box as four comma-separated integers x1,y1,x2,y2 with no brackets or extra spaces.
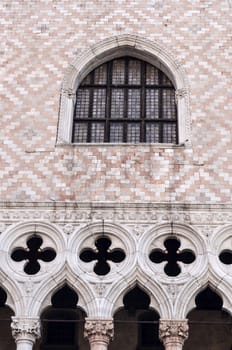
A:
1,1,232,349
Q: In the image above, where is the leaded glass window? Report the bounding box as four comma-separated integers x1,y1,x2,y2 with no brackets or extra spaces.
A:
72,57,177,143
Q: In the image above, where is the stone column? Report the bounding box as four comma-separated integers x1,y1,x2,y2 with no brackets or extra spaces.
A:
84,318,114,350
11,317,40,350
159,319,189,350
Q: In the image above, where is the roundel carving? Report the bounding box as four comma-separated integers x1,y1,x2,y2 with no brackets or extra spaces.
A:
139,224,206,282
68,223,136,282
78,233,127,278
149,237,195,277
11,235,56,275
210,227,232,276
4,222,64,278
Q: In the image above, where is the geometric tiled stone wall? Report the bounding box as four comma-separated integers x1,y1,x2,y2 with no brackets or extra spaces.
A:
1,0,232,203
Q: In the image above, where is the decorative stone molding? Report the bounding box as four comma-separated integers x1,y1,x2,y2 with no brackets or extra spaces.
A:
175,88,188,100
11,317,41,343
2,202,232,224
159,320,189,349
84,318,114,345
63,223,75,234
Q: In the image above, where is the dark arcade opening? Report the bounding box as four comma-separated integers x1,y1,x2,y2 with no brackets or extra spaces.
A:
38,285,89,350
0,287,15,350
184,287,232,350
109,285,164,350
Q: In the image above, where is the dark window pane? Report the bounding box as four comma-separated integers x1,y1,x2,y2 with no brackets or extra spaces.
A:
94,64,107,84
163,123,177,143
128,59,141,84
111,89,124,118
112,59,125,84
92,89,106,119
73,123,88,142
162,72,173,86
81,74,91,85
162,89,176,119
91,122,104,142
146,89,159,119
75,89,90,118
127,123,140,143
110,122,123,142
146,123,160,143
128,89,140,119
146,63,159,85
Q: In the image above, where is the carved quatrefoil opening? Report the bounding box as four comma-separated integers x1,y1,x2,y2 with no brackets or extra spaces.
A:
11,235,56,275
79,236,126,275
219,250,232,265
149,237,195,276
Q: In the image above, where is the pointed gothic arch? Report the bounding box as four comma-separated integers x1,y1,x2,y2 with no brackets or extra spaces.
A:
183,287,232,350
110,285,164,350
179,280,232,319
107,277,172,319
37,284,89,350
30,269,95,317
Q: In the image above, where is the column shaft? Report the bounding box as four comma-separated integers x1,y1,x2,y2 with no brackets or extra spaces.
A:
15,339,34,350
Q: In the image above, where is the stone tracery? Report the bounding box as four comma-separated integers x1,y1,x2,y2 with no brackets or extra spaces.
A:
80,236,126,275
219,249,232,265
149,237,195,276
0,218,230,349
11,235,56,275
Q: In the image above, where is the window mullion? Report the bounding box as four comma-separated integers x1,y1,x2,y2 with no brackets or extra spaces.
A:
87,72,94,143
105,61,112,142
158,70,163,143
123,58,129,143
141,61,146,142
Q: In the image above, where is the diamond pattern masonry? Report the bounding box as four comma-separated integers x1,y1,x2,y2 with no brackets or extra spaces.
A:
1,0,232,202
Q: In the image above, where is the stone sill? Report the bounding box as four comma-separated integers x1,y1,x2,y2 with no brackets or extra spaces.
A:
55,142,188,149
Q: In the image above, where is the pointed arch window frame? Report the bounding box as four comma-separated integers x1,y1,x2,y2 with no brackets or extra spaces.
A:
57,35,191,147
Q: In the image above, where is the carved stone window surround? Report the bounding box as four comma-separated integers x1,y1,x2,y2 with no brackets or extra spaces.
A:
57,34,191,146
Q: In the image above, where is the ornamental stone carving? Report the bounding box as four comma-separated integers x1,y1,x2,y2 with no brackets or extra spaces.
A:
84,319,114,344
3,203,232,225
11,317,41,343
175,88,188,100
159,320,189,349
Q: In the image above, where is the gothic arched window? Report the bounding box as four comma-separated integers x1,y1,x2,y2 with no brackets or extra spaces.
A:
72,57,177,144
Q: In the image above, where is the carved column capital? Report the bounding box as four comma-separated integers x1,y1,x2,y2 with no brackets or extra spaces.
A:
159,320,189,349
84,318,114,345
11,317,41,344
